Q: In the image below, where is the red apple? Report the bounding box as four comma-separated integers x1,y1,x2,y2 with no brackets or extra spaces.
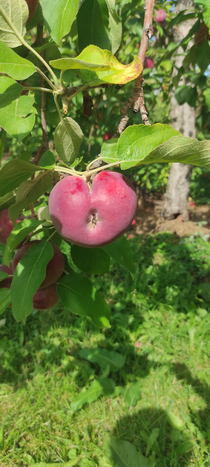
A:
103,132,113,141
0,263,13,289
25,0,39,23
48,171,137,247
144,57,154,69
12,241,64,288
0,209,21,245
33,283,59,310
154,9,166,24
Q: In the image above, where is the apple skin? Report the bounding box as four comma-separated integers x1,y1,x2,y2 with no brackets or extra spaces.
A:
33,283,59,310
12,241,65,289
144,57,154,69
103,132,113,141
0,209,21,245
154,9,166,23
0,263,13,289
49,171,137,247
25,0,39,23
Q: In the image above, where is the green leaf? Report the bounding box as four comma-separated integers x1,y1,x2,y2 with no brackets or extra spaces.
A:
57,271,111,328
0,160,44,197
104,436,155,467
100,137,119,164
168,412,185,430
77,0,110,51
105,0,122,54
4,219,43,264
103,236,135,274
38,151,56,169
0,288,11,315
70,377,115,412
41,0,79,46
11,241,54,321
79,348,125,372
71,245,110,275
0,0,28,48
0,127,6,165
0,192,15,211
146,428,159,457
137,135,210,168
0,40,36,78
175,85,197,106
54,117,84,164
0,75,22,108
124,382,141,407
9,171,52,224
29,462,78,467
50,45,142,85
196,41,210,72
194,0,210,28
0,271,8,282
0,94,36,141
101,124,180,169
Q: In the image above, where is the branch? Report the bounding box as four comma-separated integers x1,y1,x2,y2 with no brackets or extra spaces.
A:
114,0,155,136
34,23,49,165
134,0,155,122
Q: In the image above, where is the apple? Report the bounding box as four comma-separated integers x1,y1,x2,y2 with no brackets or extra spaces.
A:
154,9,166,24
48,171,137,247
144,57,154,69
33,283,59,310
0,263,13,289
103,132,113,141
25,0,39,23
12,241,65,288
0,209,21,245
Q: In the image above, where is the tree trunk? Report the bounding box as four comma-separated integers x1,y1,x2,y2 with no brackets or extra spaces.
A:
162,0,196,221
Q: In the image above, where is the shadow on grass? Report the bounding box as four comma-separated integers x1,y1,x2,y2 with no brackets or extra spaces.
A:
1,233,210,385
109,407,193,467
0,233,210,465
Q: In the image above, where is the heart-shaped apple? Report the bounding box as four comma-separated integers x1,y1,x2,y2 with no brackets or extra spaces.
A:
49,171,137,247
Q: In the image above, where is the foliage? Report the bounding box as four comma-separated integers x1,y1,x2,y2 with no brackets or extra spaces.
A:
0,233,210,465
0,0,210,322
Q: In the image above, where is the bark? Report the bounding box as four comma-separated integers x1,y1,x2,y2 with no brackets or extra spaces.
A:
162,0,196,221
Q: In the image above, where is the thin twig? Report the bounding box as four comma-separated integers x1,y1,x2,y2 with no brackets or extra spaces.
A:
34,23,49,165
134,0,155,122
114,0,155,136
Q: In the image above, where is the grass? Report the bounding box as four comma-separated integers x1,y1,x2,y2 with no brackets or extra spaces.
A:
0,232,210,466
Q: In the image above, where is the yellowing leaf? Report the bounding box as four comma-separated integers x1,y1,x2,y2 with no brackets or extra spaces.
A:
50,45,142,84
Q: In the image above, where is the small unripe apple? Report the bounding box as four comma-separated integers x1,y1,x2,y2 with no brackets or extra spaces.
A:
25,0,39,23
0,263,13,289
12,241,65,288
154,9,166,24
0,209,21,245
33,283,59,310
144,57,154,69
49,171,137,247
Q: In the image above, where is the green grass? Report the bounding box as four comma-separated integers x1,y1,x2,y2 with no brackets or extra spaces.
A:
0,233,210,466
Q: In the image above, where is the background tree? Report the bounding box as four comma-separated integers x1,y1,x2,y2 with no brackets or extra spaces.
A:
163,0,196,220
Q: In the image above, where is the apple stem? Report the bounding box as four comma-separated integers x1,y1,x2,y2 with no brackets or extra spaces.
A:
54,94,64,122
23,86,54,93
84,161,123,179
86,156,102,171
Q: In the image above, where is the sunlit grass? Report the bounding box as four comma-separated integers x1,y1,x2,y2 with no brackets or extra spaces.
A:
0,233,210,466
